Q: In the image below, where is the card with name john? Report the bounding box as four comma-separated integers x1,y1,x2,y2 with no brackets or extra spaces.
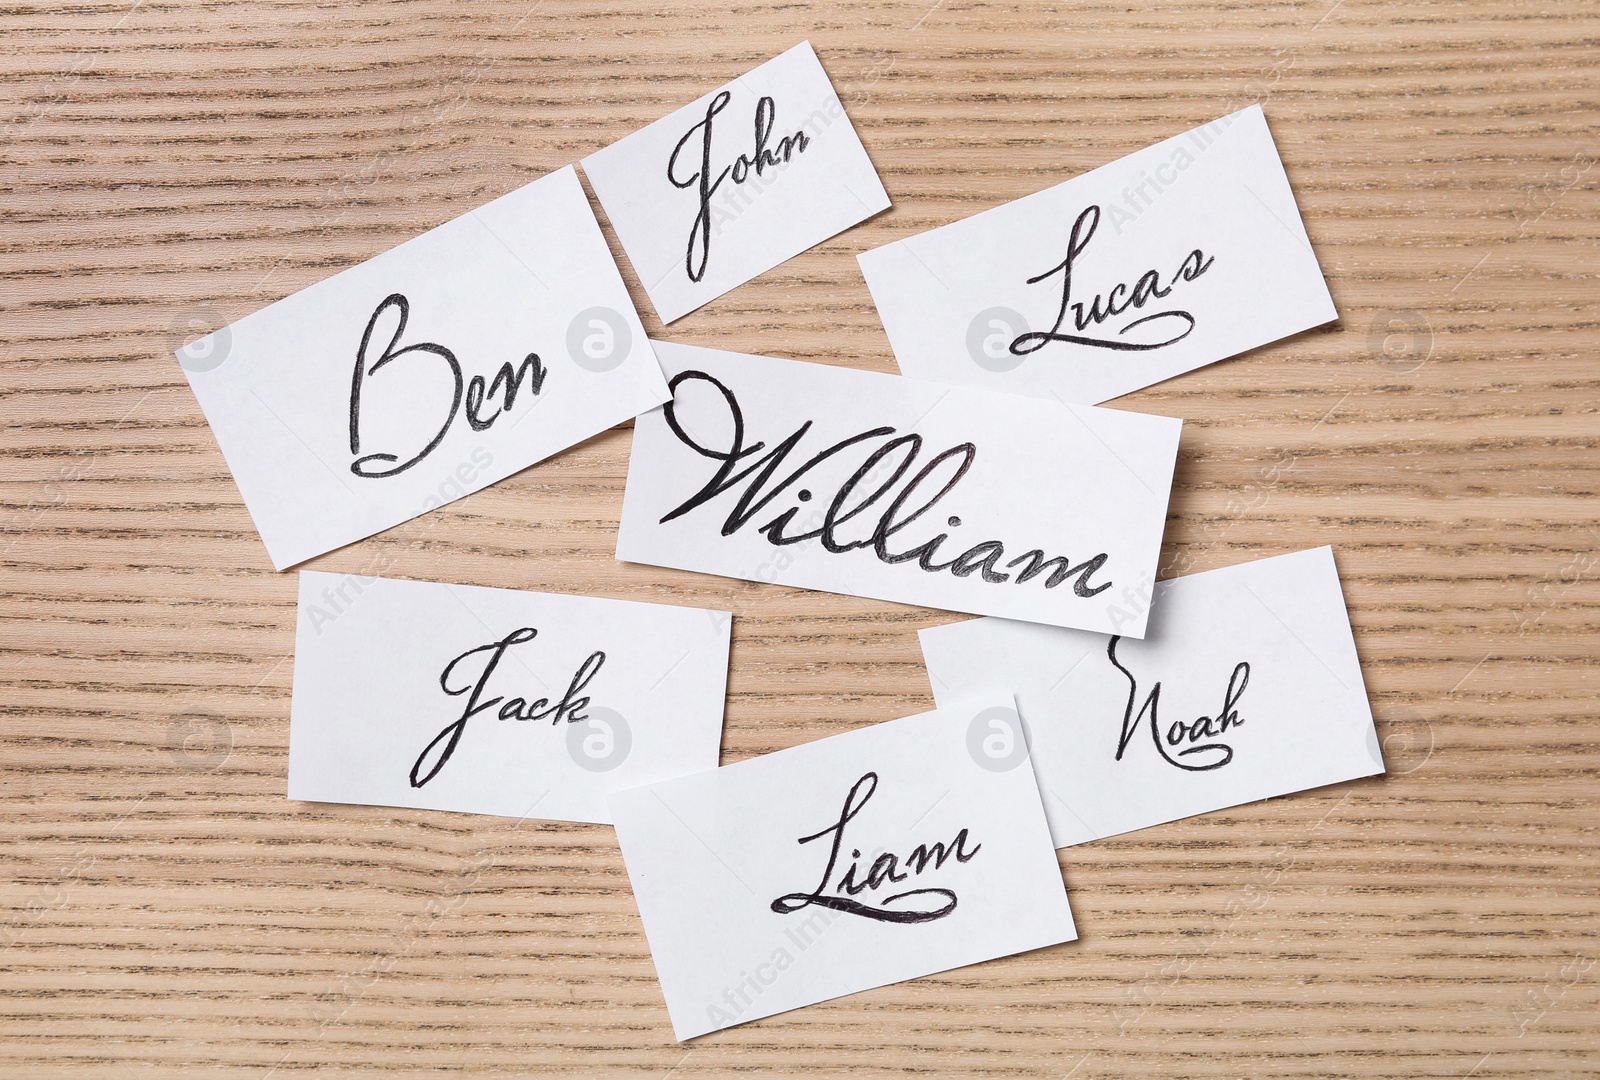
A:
582,41,891,324
610,694,1076,1039
919,547,1383,847
288,571,730,824
616,341,1182,637
176,165,668,570
859,106,1336,404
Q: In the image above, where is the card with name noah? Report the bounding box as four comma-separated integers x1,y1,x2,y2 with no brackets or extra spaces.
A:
582,41,891,323
175,166,668,570
616,341,1181,637
287,572,730,824
859,106,1336,404
609,694,1076,1040
920,547,1383,847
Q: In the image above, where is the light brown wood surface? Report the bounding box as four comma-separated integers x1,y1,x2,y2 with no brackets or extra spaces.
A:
3,0,1597,1075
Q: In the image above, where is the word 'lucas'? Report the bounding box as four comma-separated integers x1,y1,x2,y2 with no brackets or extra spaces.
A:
1009,204,1215,357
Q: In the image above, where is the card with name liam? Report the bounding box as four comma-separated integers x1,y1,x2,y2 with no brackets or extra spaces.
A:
617,341,1181,636
582,41,891,323
288,572,730,824
920,547,1383,848
859,105,1337,404
176,165,668,570
610,694,1076,1040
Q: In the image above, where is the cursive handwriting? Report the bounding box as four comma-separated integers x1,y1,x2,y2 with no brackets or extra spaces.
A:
659,370,1114,598
771,772,980,923
668,92,811,283
410,627,605,788
350,293,547,478
1010,205,1214,356
1106,636,1250,771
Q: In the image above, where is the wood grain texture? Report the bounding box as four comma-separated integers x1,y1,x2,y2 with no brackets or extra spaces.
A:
2,0,1597,1075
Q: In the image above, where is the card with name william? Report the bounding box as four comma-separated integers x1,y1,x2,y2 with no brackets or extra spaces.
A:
582,41,891,324
859,105,1337,405
176,165,668,570
617,341,1181,637
919,547,1383,848
288,571,730,824
610,694,1076,1040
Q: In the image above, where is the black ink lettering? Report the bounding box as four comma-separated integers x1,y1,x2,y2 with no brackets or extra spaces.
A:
667,93,811,284
1010,205,1213,357
410,627,606,788
658,370,1114,600
771,772,979,924
349,293,546,478
1106,636,1248,771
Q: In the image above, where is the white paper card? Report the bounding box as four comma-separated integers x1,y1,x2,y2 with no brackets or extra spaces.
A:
919,547,1383,847
610,694,1076,1039
582,41,890,323
618,341,1181,636
177,165,669,570
288,571,730,824
859,106,1336,404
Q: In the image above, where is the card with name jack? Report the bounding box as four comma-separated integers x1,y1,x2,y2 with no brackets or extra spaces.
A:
859,105,1337,405
581,41,891,324
609,694,1076,1040
617,341,1181,637
288,571,730,824
176,165,669,570
919,547,1383,848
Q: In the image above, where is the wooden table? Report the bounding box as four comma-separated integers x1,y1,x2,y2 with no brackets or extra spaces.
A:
4,1,1597,1075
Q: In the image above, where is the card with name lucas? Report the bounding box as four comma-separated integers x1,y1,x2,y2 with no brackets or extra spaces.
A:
609,694,1076,1039
859,106,1336,404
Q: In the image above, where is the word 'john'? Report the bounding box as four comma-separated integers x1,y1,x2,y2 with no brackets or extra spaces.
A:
668,92,811,283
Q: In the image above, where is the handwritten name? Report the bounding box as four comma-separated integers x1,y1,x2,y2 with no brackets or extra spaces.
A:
659,370,1114,598
770,772,979,923
410,627,605,788
1106,636,1250,771
1009,205,1214,357
668,92,811,283
349,293,546,478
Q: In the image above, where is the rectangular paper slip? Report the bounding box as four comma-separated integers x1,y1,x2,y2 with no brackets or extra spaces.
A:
617,341,1181,636
583,41,890,323
919,547,1383,847
177,165,668,570
610,695,1076,1039
859,106,1336,404
288,572,730,824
